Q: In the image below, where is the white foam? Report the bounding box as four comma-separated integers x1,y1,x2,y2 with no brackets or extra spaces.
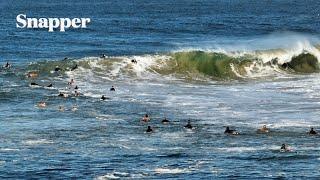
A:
0,161,5,166
95,172,129,180
23,139,54,145
0,148,19,152
216,145,279,152
154,167,190,174
95,174,120,180
272,120,315,128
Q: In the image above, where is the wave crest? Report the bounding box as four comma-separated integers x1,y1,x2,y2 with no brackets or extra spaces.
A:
25,48,320,81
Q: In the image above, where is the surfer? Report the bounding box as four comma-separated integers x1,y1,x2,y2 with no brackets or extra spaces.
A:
58,92,68,98
224,126,239,135
30,82,39,86
74,85,78,90
101,95,107,100
58,105,64,111
101,54,106,58
27,71,38,78
257,125,269,133
281,63,289,69
71,64,78,71
309,128,317,135
184,120,193,129
280,143,291,152
68,79,75,85
142,114,150,122
71,105,78,111
131,59,137,63
146,126,153,133
37,101,46,108
161,117,170,124
54,66,61,72
3,61,11,69
74,91,80,96
110,86,116,91
47,83,53,87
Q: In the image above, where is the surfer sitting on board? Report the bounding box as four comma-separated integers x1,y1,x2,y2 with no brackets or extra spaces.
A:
101,95,109,100
309,128,317,135
184,120,193,129
110,86,116,91
162,117,170,124
224,126,239,135
146,126,153,133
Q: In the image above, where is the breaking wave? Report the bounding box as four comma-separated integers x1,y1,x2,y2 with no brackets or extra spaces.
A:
23,50,320,82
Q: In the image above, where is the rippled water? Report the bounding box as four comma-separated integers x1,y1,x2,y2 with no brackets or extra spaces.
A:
1,67,320,178
1,0,320,179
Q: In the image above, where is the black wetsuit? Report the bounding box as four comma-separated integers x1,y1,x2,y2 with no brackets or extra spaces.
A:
71,64,78,71
309,129,317,135
146,126,153,133
224,127,235,134
101,96,107,100
54,67,61,72
185,122,192,129
162,118,169,123
4,62,10,68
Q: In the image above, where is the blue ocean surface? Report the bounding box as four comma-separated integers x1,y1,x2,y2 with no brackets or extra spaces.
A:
1,0,320,179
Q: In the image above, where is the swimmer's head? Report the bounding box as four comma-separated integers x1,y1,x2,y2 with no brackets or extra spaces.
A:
37,102,46,108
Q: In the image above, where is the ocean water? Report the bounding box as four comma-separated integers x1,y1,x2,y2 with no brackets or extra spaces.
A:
1,0,320,179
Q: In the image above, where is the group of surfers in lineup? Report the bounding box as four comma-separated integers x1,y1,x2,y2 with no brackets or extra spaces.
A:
2,60,117,109
143,115,318,152
3,60,319,152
